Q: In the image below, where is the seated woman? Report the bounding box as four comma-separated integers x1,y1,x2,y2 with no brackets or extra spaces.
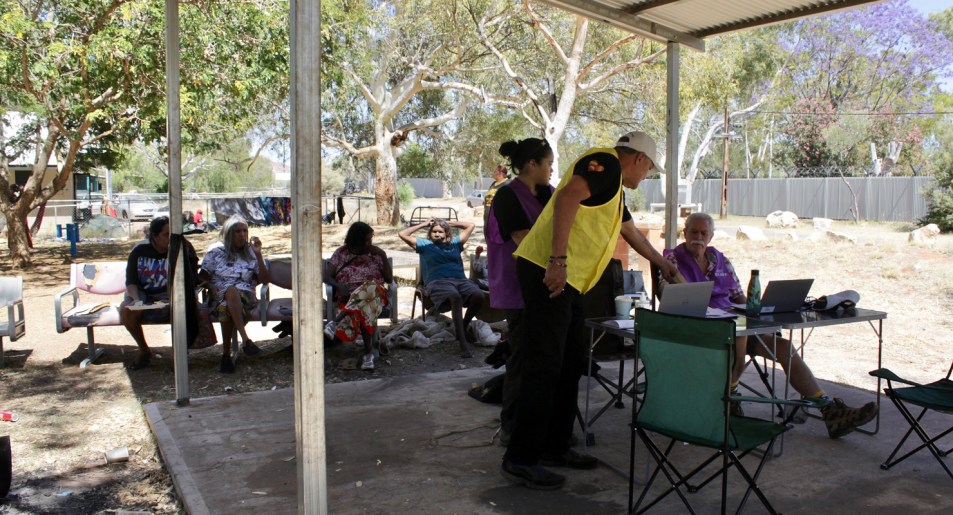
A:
324,222,394,371
398,218,485,357
199,215,270,374
121,216,197,370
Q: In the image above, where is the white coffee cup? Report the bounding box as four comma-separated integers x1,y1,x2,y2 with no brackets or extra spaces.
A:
614,295,634,318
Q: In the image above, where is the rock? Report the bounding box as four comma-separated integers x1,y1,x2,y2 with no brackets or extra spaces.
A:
812,217,833,231
825,230,856,244
711,229,730,241
736,225,767,241
81,215,126,239
766,210,799,228
784,232,799,241
908,224,940,245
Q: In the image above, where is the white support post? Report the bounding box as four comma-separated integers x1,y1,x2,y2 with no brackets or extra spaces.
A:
291,0,328,513
664,42,680,249
166,0,189,406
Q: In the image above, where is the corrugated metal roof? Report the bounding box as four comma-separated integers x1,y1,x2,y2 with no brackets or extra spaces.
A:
540,0,886,51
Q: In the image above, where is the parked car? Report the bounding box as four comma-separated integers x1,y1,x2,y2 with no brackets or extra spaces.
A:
466,190,487,208
116,196,161,221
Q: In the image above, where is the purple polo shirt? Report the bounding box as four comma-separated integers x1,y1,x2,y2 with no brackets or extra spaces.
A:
663,243,743,310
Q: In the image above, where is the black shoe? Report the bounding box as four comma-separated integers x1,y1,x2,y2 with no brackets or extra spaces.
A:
484,339,511,368
500,460,565,490
242,341,262,357
539,449,599,470
219,355,236,374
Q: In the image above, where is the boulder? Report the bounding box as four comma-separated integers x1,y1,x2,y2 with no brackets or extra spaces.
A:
766,210,799,228
812,217,833,231
81,215,127,239
736,225,767,241
908,224,940,245
825,230,856,245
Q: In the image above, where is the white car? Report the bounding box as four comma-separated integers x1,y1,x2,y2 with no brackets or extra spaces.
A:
466,190,487,208
116,196,161,220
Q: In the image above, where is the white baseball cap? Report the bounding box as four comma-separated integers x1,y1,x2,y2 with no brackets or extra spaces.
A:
616,131,664,174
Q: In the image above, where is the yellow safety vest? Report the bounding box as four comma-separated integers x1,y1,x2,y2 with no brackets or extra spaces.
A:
514,148,623,294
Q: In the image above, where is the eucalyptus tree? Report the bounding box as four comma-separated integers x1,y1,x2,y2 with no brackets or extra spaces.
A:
321,0,500,225
0,0,288,268
472,0,664,178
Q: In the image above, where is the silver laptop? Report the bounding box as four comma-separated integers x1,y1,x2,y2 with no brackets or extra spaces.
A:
657,281,714,317
733,279,814,315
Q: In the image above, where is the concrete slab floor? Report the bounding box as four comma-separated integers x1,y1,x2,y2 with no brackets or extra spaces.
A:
145,366,953,514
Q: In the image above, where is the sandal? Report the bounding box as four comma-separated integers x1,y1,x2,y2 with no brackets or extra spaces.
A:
242,341,262,357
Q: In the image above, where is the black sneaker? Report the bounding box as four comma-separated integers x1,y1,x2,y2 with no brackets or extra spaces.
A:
539,449,599,470
821,398,878,439
242,341,262,357
500,460,565,490
219,355,236,374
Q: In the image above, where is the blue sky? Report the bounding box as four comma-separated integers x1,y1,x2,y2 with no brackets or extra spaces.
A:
912,0,953,15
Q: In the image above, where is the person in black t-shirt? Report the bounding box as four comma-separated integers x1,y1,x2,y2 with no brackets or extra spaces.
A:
488,137,555,447
120,216,198,370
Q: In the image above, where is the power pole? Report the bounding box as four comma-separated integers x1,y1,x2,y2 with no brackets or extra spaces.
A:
720,105,729,219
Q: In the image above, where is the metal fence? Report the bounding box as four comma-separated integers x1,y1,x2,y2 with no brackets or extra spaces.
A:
639,176,935,222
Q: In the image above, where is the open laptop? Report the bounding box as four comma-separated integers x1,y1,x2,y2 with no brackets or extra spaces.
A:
657,281,726,318
732,278,814,315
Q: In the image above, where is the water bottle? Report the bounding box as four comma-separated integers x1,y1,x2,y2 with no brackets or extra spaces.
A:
745,270,761,317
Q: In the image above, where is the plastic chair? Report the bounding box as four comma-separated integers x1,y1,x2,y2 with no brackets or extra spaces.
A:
0,277,26,367
629,309,812,514
870,363,953,481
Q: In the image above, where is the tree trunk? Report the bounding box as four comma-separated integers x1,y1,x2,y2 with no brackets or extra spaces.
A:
375,149,399,226
2,208,33,269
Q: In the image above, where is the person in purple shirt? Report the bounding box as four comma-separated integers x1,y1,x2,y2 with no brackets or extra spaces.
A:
661,212,877,439
486,137,555,448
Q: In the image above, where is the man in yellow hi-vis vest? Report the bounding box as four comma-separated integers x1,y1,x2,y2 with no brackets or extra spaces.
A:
500,131,681,490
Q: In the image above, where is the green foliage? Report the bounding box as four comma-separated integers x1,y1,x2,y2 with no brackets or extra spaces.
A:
396,181,416,206
922,168,953,232
397,143,441,179
624,187,646,213
922,112,953,232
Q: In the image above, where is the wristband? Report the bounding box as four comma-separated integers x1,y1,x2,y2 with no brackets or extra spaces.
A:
550,255,567,260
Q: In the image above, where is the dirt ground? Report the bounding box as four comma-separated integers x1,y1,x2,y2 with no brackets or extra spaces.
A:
1,200,952,513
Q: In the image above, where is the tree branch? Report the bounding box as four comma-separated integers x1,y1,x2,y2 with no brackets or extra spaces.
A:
524,0,569,65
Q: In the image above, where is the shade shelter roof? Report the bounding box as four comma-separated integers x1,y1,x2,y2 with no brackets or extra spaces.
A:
540,0,886,51
160,0,889,512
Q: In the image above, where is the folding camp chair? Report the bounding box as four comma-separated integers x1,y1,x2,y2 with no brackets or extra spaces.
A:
870,363,953,481
629,309,811,514
650,261,779,414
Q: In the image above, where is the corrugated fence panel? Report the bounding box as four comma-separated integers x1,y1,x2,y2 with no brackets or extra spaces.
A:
639,177,934,222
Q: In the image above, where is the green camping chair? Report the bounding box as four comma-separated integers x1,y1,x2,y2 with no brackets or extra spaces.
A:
629,309,812,514
870,363,953,481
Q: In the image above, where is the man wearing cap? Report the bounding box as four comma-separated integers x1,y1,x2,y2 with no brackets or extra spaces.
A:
661,212,878,439
500,131,681,490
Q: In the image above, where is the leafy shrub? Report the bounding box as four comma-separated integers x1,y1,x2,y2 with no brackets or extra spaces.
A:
624,187,646,212
921,151,953,232
396,181,416,205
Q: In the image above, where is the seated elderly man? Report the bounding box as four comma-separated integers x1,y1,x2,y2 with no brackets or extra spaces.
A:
661,212,877,439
